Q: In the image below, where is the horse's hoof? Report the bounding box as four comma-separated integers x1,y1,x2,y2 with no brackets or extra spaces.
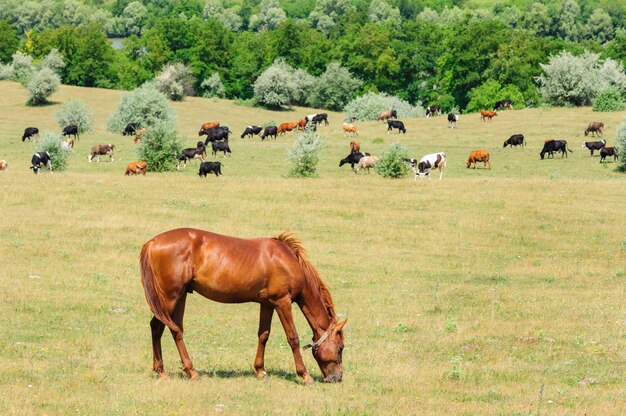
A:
256,371,268,380
188,371,201,381
303,375,315,386
156,372,168,381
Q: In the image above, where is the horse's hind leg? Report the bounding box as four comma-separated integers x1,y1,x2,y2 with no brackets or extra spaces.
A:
254,304,274,379
150,317,167,378
169,293,200,380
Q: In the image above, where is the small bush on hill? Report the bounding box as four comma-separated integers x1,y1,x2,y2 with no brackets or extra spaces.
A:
155,63,194,101
287,130,324,177
253,59,297,108
0,63,14,80
11,51,35,85
344,92,424,121
466,80,524,113
592,88,625,112
616,121,626,173
56,100,95,135
107,83,176,133
201,73,226,98
136,122,183,172
33,132,70,171
27,67,60,105
376,142,410,178
41,48,65,75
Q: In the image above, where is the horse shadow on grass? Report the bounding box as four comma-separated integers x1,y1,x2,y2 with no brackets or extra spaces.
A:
187,368,299,383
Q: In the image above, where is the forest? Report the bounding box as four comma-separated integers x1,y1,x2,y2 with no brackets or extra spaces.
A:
0,0,625,111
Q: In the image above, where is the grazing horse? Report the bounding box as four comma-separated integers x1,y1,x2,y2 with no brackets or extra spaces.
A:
140,229,346,384
377,109,397,122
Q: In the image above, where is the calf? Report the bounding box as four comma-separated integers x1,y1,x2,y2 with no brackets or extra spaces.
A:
599,147,618,163
201,126,230,143
125,161,148,176
493,100,512,111
199,121,220,135
503,134,525,148
467,150,491,169
240,125,262,139
480,110,497,121
354,156,380,174
211,140,231,157
425,105,441,117
387,120,406,134
278,122,298,135
582,139,606,156
584,122,604,137
177,144,206,170
261,125,278,141
198,161,223,177
30,152,52,174
89,144,115,162
63,125,79,140
448,114,460,128
22,127,39,141
540,139,572,159
0,160,7,171
123,123,140,136
61,138,74,152
342,123,358,136
339,152,370,170
415,152,446,180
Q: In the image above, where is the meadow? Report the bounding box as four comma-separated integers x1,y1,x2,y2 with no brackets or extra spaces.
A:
0,80,625,415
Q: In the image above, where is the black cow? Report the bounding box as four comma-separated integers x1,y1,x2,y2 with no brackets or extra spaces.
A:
30,152,52,174
339,152,370,170
599,147,618,163
211,140,231,157
493,100,512,111
240,125,262,139
503,134,525,148
261,126,277,141
447,114,459,128
123,123,141,136
540,140,572,160
387,120,406,134
62,125,79,140
176,144,205,170
425,105,441,117
582,139,606,156
201,126,230,143
312,113,329,126
22,127,39,142
198,161,223,177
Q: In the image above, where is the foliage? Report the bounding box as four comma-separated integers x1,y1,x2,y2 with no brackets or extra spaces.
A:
308,63,361,111
586,8,614,43
466,80,524,113
0,19,19,63
287,130,324,177
203,0,242,32
56,100,95,134
32,131,70,172
0,63,13,80
253,59,297,108
375,143,410,179
136,122,184,172
11,51,35,85
27,67,60,105
592,88,625,112
343,92,423,121
249,0,286,31
155,63,195,101
40,48,65,75
107,83,176,133
291,68,315,106
616,120,626,172
201,72,226,98
121,1,148,37
308,0,353,35
368,0,401,27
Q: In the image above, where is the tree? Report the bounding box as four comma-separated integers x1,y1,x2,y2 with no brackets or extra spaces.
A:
465,80,524,113
136,122,184,172
291,68,315,106
586,9,614,43
201,72,226,98
375,143,410,179
557,0,582,41
56,100,95,135
203,0,242,31
368,0,401,27
155,62,195,101
287,130,324,178
249,0,286,31
0,20,19,63
523,2,552,36
41,48,65,75
592,88,624,112
309,63,361,111
11,51,35,85
107,83,177,133
122,1,148,37
308,0,353,35
616,119,626,172
253,59,297,108
27,67,60,105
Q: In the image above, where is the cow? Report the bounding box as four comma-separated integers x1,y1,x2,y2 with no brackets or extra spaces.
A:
176,144,206,170
377,109,397,122
349,141,361,154
278,122,298,135
297,118,308,131
339,152,370,170
0,160,7,171
584,122,604,137
387,120,406,134
211,140,231,157
134,127,147,143
448,114,460,128
62,125,79,140
480,110,497,121
30,152,52,174
240,125,263,139
599,147,618,163
404,158,417,169
199,122,220,135
261,125,278,141
22,127,39,142
201,126,230,143
354,156,380,174
123,123,141,136
503,134,525,148
493,100,512,111
61,138,74,152
125,161,148,176
89,144,115,163
582,139,606,156
467,150,491,169
311,113,329,126
425,105,441,117
415,152,446,180
342,123,358,137
540,139,572,160
198,161,223,177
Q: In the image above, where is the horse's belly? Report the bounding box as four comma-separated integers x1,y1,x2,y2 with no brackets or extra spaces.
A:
190,276,264,304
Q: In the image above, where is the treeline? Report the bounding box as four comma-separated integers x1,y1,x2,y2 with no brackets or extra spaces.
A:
1,0,625,110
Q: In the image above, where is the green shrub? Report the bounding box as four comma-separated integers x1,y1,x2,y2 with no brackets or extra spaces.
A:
107,83,176,133
375,142,410,178
466,80,524,113
592,88,625,112
136,123,183,172
287,130,324,177
309,62,362,111
253,59,297,108
344,92,424,121
155,63,195,101
616,121,626,173
56,100,95,135
32,132,71,172
27,68,60,105
201,73,226,98
40,48,65,75
11,51,35,85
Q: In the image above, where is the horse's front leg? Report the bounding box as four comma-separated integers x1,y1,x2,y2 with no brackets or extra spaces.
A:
254,304,274,379
273,297,314,384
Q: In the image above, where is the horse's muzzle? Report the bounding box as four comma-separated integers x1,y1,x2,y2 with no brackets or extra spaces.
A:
322,374,342,383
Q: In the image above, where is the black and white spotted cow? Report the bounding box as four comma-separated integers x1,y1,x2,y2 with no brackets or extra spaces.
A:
240,125,263,139
22,127,39,141
30,152,52,174
415,152,446,180
447,114,460,128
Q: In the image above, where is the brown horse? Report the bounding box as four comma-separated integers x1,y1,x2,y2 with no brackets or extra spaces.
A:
140,228,346,384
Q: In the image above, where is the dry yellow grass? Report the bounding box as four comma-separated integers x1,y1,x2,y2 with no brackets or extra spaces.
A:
0,81,625,415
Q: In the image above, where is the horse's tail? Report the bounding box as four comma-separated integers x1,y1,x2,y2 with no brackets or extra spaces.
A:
140,242,181,333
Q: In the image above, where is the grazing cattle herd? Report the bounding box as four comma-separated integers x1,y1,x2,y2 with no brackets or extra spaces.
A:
3,99,621,179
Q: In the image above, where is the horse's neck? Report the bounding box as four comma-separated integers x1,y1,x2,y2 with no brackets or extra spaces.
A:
299,287,333,339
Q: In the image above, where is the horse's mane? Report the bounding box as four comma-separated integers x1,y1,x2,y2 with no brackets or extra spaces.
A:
274,232,336,321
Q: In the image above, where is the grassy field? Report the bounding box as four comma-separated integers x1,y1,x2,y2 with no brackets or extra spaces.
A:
0,80,625,415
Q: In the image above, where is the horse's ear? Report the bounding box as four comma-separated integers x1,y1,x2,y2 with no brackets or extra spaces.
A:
335,319,347,332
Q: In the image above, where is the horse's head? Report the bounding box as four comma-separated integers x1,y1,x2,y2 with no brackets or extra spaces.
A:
309,319,346,383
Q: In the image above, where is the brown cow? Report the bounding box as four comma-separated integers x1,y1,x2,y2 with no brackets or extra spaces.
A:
0,160,7,171
125,161,148,175
134,127,147,143
467,150,491,169
376,109,397,122
297,118,308,131
584,121,604,137
89,144,115,163
199,122,220,136
278,122,298,135
349,140,361,154
342,123,358,137
480,110,497,121
61,138,74,152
